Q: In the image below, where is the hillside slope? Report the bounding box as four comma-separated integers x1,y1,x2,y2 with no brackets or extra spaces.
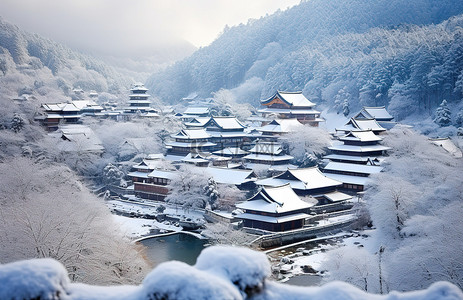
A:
147,0,463,118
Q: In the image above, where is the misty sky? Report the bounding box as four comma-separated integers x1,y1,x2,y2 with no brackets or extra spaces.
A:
0,0,300,57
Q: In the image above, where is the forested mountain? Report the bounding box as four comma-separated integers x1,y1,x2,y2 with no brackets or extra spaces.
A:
147,0,463,118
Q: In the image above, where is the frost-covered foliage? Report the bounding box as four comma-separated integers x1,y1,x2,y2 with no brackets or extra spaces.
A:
0,157,150,285
1,246,463,300
102,163,124,187
434,100,452,127
10,112,25,133
282,125,332,166
148,0,463,119
326,126,463,292
165,165,210,209
210,89,254,120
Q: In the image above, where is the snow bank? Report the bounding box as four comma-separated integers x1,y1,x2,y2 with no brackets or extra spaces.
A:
0,258,70,300
195,245,270,297
0,247,462,300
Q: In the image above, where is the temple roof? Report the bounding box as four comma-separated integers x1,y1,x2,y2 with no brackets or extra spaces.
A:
355,106,394,121
236,184,313,214
261,91,316,107
256,167,342,191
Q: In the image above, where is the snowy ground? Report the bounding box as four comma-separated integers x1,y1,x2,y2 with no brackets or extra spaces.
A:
267,227,377,284
107,199,204,238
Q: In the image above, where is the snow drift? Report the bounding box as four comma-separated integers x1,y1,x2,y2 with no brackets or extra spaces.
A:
0,245,462,300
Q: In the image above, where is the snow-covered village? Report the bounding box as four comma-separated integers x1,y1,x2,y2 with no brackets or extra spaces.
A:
1,1,463,299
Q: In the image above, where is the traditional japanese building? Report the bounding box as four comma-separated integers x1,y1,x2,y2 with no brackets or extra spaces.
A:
124,83,157,115
259,91,323,126
235,184,312,232
323,130,389,191
243,141,294,170
256,167,342,195
353,106,396,129
36,102,82,131
129,169,175,201
257,118,303,140
326,130,390,163
205,166,257,189
336,118,386,135
165,129,216,155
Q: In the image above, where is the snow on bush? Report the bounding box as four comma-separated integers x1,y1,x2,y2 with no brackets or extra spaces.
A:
0,258,70,300
195,245,270,297
0,246,462,300
140,260,241,300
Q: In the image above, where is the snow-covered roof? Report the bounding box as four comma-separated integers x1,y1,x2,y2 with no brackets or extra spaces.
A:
148,169,176,180
182,153,209,164
339,130,382,142
244,153,294,162
261,91,316,108
256,167,342,191
165,141,216,148
183,107,210,115
205,167,257,185
72,100,98,110
321,191,353,202
206,117,246,130
355,106,394,121
51,125,104,152
171,129,212,140
324,162,383,175
248,142,284,155
127,171,150,179
184,117,211,128
323,154,377,163
258,108,321,115
236,184,313,214
212,147,249,156
130,83,148,91
337,118,386,133
236,212,310,223
257,118,303,134
323,173,371,186
328,144,391,153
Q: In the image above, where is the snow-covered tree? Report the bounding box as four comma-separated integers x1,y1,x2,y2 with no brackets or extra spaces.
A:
283,125,332,165
342,99,350,117
202,222,255,246
0,157,149,285
165,165,209,210
455,108,463,127
102,163,124,187
434,99,452,127
10,113,24,133
204,178,219,209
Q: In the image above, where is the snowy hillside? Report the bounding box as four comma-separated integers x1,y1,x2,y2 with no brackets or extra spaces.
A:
147,0,463,118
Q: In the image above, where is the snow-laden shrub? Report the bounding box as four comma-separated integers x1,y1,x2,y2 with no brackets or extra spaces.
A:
141,261,241,300
0,258,70,300
195,245,270,297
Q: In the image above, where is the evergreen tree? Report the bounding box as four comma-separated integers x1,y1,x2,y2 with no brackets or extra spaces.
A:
342,99,350,117
10,113,24,133
455,108,463,127
433,100,452,127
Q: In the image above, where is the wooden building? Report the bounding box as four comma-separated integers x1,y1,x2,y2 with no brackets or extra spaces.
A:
259,91,323,126
165,129,216,155
236,184,312,232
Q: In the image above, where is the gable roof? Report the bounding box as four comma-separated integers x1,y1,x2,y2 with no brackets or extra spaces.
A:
205,167,257,185
206,116,246,130
258,118,303,134
183,106,210,115
324,161,383,175
256,167,342,191
339,130,382,142
236,184,313,214
184,117,211,127
337,118,386,133
248,142,284,155
261,91,316,107
355,106,394,121
171,129,211,140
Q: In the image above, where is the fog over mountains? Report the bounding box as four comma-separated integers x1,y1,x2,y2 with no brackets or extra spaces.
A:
147,0,463,119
